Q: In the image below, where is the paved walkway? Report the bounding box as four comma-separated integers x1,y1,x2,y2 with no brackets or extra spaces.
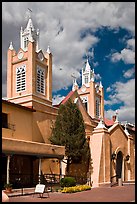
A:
7,184,135,202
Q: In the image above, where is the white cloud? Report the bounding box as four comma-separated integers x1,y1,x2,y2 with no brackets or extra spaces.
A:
127,38,135,51
52,95,65,105
106,87,112,93
111,48,135,64
123,67,135,78
111,37,135,65
105,78,135,123
95,73,101,81
105,106,135,124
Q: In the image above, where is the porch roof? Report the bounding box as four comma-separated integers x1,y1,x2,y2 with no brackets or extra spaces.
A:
2,137,65,159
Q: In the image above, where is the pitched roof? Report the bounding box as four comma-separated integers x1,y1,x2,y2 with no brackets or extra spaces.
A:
104,118,114,126
59,91,74,105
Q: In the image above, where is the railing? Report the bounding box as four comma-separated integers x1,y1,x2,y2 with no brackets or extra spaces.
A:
110,174,118,187
2,123,15,131
2,173,87,190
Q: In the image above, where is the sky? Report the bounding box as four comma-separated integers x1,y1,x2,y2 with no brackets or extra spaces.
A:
2,2,135,124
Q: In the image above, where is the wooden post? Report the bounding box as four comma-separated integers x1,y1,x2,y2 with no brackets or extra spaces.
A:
7,155,10,184
38,158,41,184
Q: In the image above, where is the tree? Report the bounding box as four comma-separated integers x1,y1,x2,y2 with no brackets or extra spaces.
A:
49,99,90,174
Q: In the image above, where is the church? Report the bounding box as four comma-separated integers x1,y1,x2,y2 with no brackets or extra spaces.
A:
2,14,135,189
58,58,135,187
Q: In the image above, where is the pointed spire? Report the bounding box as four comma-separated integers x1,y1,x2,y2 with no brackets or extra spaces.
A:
96,116,106,129
26,18,35,31
47,45,51,54
9,42,14,50
20,26,23,32
85,58,91,71
37,28,39,35
124,122,130,135
114,110,119,123
91,68,95,82
20,10,40,51
72,78,79,91
99,81,103,88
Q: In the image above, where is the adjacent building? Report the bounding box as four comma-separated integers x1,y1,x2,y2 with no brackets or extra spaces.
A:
2,15,65,188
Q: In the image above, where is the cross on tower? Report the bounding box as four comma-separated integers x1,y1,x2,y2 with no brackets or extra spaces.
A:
27,8,32,19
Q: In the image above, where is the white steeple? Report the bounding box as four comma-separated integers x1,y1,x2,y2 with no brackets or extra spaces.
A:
47,45,51,54
99,81,103,88
72,78,79,91
96,116,106,129
85,58,91,71
9,42,14,50
26,18,35,31
124,122,130,136
82,56,95,86
20,12,40,51
114,110,119,123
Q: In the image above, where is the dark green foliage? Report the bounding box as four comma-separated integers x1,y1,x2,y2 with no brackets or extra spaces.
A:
60,177,76,187
50,99,90,173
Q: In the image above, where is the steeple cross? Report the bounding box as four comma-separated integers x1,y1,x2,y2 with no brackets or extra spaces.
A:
27,8,32,19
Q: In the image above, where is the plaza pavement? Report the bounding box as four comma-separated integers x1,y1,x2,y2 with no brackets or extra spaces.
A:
7,184,135,202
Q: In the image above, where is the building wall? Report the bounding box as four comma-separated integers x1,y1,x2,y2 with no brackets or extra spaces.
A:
2,100,65,184
109,124,134,182
2,102,33,141
2,101,57,144
32,109,57,143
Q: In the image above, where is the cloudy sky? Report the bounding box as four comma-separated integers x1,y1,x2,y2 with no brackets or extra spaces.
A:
2,2,135,124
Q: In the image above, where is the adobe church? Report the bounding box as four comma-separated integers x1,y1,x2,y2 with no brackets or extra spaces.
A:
2,14,135,189
59,58,135,187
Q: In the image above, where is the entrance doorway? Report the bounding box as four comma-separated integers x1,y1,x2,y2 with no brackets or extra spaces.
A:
116,151,123,181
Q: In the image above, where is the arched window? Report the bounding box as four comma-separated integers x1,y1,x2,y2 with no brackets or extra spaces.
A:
16,65,26,92
96,97,100,117
36,66,45,95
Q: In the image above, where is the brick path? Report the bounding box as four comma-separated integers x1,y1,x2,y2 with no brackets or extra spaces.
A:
8,184,135,202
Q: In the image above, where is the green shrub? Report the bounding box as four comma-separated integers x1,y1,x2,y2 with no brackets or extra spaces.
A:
60,177,76,187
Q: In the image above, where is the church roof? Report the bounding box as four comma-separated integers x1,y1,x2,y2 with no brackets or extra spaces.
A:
60,91,74,105
104,118,114,127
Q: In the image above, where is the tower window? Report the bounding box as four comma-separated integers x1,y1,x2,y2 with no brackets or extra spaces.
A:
96,97,100,117
84,75,89,84
36,66,45,95
24,37,29,49
16,65,26,92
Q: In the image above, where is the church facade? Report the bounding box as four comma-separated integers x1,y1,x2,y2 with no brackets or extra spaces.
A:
2,15,135,189
59,57,135,187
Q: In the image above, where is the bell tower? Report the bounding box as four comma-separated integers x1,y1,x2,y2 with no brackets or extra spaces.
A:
78,57,104,119
7,14,52,109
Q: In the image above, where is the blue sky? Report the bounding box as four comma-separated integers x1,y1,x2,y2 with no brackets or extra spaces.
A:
2,2,135,124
